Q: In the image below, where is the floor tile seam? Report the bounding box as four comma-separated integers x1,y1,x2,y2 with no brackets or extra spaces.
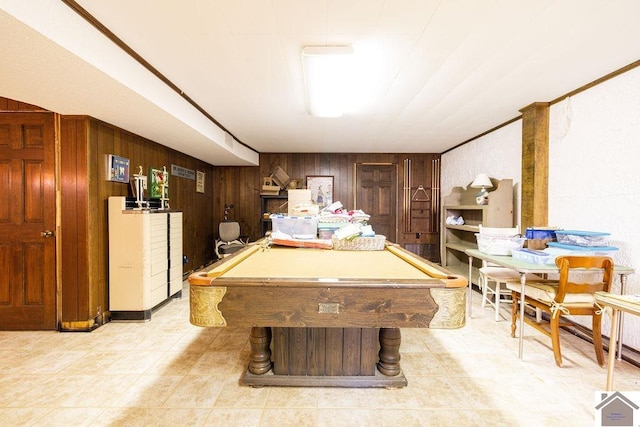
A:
36,406,106,426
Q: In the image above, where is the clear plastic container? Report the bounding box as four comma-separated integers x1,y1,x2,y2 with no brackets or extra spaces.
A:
270,214,318,239
475,234,526,256
554,230,610,247
511,248,553,264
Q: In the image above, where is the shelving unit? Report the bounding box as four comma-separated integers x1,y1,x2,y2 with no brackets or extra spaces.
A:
440,179,513,280
260,192,288,236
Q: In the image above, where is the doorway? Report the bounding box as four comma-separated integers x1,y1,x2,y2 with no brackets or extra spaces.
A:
354,163,397,243
0,112,57,329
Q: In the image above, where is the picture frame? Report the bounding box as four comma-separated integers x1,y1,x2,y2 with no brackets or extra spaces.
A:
149,167,169,199
106,154,130,183
306,175,333,209
196,170,205,193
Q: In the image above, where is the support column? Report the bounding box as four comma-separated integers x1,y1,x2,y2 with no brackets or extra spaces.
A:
519,102,549,229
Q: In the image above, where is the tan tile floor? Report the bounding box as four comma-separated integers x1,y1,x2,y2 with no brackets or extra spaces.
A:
0,283,639,426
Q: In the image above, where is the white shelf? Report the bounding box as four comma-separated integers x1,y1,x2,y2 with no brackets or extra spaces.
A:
440,179,514,276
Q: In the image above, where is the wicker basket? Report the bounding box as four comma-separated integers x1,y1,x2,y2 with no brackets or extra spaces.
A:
332,235,386,251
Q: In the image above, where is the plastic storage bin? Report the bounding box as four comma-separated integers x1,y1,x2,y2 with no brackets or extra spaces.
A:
554,230,610,247
525,227,558,249
546,242,618,255
270,214,318,239
525,228,557,240
511,248,553,264
475,233,526,256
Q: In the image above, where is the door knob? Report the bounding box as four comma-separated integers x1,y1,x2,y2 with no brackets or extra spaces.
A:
41,230,54,238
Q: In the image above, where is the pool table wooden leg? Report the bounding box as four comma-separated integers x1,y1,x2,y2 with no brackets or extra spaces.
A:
377,327,401,376
248,326,273,374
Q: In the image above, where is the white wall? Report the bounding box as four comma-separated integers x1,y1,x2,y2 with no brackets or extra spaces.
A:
442,66,640,352
441,120,523,224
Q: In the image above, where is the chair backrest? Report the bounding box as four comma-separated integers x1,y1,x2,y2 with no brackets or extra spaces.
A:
219,221,240,242
478,224,520,236
554,256,614,303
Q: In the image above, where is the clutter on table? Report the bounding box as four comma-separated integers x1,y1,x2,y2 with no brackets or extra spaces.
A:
516,229,617,264
267,200,385,250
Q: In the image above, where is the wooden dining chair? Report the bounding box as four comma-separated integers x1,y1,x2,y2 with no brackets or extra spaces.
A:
506,255,614,367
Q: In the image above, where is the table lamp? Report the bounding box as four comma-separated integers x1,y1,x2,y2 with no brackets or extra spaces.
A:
471,174,493,205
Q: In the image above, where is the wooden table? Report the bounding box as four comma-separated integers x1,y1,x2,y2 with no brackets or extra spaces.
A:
465,249,634,360
189,242,467,387
594,292,640,390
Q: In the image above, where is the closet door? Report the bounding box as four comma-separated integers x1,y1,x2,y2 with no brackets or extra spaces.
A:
0,112,56,330
355,163,397,242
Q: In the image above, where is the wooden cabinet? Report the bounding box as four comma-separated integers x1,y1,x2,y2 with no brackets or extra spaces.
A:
440,179,513,279
108,196,183,321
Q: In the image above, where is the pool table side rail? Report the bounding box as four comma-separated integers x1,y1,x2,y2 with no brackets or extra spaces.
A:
188,241,466,329
188,242,467,289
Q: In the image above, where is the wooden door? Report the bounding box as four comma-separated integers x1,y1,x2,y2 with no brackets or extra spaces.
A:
355,164,397,242
0,113,57,330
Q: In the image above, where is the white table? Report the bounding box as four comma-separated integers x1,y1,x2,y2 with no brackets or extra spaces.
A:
465,249,634,360
594,292,640,390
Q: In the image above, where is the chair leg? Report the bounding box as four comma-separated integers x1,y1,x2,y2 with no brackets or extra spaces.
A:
494,282,501,321
510,292,518,338
592,313,605,366
480,274,488,308
550,313,563,367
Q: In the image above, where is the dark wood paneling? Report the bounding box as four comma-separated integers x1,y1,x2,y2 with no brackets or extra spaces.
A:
59,115,216,328
60,117,88,323
214,153,441,260
0,98,44,112
272,327,378,377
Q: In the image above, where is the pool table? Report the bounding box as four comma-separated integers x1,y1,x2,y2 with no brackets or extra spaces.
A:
188,241,467,387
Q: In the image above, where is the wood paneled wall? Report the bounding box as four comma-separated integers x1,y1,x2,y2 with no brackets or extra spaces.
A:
2,97,441,329
58,115,216,329
0,98,45,111
213,153,441,260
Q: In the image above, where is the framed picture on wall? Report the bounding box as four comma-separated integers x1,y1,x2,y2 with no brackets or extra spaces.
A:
149,167,169,199
196,170,205,193
306,175,333,209
106,154,130,183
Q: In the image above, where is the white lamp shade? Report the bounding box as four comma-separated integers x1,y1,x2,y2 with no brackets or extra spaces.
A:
471,174,493,189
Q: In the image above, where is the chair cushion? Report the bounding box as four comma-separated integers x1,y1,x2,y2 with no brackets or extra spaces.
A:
479,267,542,282
218,242,244,254
505,281,596,305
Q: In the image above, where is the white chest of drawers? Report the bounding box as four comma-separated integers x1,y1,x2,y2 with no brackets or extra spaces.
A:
108,196,183,321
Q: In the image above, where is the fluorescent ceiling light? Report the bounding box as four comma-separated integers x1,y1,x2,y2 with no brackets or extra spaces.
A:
302,46,354,117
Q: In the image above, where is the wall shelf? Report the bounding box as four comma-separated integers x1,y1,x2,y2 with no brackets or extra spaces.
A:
440,179,513,279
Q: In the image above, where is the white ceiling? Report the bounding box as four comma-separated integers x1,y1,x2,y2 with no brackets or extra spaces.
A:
1,1,640,166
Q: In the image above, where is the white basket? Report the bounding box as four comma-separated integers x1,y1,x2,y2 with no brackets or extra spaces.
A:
332,235,386,251
475,233,525,256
